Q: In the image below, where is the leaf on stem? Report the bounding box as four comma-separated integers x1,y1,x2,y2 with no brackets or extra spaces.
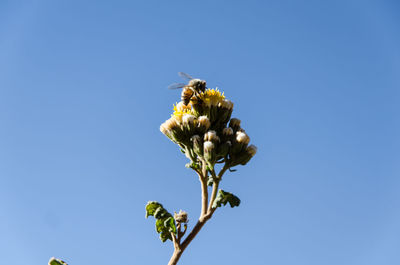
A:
48,257,67,265
145,201,177,242
212,190,241,209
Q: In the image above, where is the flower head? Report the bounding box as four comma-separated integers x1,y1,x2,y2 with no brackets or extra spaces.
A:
204,130,220,143
199,88,225,107
247,145,257,157
197,115,211,132
236,131,250,145
223,127,233,136
172,102,192,121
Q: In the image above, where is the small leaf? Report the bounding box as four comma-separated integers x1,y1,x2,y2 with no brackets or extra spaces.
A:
186,162,200,170
48,257,68,265
145,201,176,242
212,189,241,209
154,206,169,219
145,201,163,218
165,216,177,234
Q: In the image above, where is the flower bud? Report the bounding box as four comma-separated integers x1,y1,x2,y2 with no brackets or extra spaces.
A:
191,135,203,156
197,115,211,132
203,141,216,164
175,101,190,112
231,144,257,167
247,144,257,157
223,127,233,136
164,117,179,130
160,123,170,136
174,210,188,223
218,99,234,110
236,131,250,145
229,118,241,131
239,145,258,165
161,117,185,143
182,114,197,133
204,130,220,143
217,141,231,158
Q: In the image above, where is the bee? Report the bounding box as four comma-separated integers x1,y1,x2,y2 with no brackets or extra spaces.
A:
168,72,207,105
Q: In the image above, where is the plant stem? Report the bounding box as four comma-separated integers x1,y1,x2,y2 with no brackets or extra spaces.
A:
207,180,219,213
167,163,228,265
167,248,183,265
200,161,208,216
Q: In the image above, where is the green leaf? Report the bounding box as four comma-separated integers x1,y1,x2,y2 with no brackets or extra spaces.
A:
48,257,68,265
145,201,163,218
212,189,241,209
145,201,176,242
186,162,200,170
165,216,176,234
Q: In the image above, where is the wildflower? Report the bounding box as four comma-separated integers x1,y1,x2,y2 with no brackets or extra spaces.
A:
174,101,191,112
197,115,211,132
218,99,234,110
191,135,203,156
223,127,233,136
203,141,216,165
247,145,257,157
236,131,250,145
172,102,192,122
229,118,241,131
217,141,231,158
182,114,197,132
174,210,188,223
204,130,220,143
199,88,225,107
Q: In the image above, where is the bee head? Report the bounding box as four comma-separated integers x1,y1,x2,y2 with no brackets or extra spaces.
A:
189,79,206,93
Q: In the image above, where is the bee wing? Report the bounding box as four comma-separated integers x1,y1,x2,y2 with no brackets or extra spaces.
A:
178,72,194,81
168,83,186,90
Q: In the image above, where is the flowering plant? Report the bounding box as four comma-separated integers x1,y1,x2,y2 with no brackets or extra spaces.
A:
146,78,257,265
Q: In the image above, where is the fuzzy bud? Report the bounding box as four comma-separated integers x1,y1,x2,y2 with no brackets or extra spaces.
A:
161,117,185,142
182,114,196,130
231,144,257,167
204,130,220,143
174,210,188,223
197,115,211,132
247,144,257,157
236,131,250,145
239,145,257,165
191,135,203,156
223,127,233,136
218,99,234,110
203,141,216,165
229,118,241,131
160,123,169,136
217,141,231,158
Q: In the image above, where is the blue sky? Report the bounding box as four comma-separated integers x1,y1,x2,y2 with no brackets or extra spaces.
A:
0,1,399,264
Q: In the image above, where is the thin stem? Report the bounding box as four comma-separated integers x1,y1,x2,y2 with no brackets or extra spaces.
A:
168,163,230,265
200,161,208,216
167,248,183,265
170,232,179,250
207,180,219,214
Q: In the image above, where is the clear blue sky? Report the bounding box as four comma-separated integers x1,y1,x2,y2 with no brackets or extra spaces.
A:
1,1,399,264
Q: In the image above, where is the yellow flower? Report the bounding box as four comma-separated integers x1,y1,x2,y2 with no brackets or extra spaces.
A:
172,102,192,121
199,88,225,107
